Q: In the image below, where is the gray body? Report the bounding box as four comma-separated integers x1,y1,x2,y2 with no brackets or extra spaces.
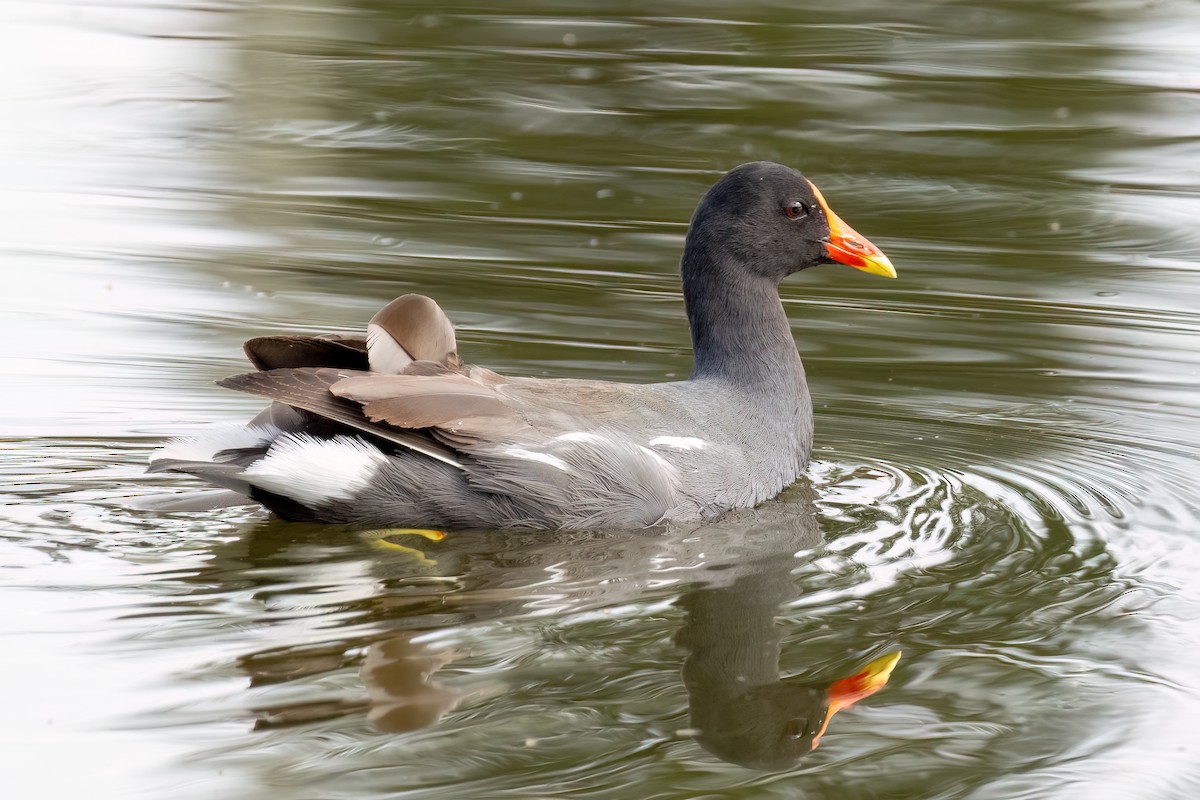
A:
330,367,812,528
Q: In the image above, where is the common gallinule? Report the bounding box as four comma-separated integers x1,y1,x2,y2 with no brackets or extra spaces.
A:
150,161,894,527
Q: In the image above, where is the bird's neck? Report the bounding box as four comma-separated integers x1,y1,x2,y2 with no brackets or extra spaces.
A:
680,578,787,696
682,247,803,386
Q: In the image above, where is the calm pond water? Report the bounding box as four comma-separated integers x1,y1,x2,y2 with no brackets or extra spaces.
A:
3,0,1199,797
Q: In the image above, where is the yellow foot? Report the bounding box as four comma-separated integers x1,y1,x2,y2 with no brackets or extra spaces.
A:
359,528,446,564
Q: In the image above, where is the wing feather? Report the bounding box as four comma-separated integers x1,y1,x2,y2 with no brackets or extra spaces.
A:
243,335,368,371
218,368,464,469
331,373,530,437
366,294,459,373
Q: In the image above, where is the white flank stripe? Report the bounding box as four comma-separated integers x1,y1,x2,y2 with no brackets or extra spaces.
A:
243,434,388,507
638,445,676,474
648,435,707,451
555,432,607,444
151,424,280,463
504,447,571,472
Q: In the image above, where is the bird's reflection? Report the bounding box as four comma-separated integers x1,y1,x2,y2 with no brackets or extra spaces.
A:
679,570,898,769
192,480,900,768
670,491,898,769
361,632,467,733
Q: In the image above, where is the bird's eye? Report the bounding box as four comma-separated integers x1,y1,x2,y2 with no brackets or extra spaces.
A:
785,202,809,220
784,718,809,739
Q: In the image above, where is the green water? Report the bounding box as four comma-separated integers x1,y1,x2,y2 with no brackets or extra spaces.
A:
2,1,1199,797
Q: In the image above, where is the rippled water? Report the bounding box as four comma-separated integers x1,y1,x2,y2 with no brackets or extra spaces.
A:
3,0,1200,797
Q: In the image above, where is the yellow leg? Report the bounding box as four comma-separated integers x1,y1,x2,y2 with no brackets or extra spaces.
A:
359,528,446,564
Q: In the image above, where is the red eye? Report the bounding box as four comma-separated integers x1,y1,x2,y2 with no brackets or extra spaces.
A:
785,202,809,220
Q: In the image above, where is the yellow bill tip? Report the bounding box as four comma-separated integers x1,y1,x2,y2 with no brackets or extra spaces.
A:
853,252,897,279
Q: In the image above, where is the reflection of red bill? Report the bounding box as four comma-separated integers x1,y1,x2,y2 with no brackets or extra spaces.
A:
812,651,902,749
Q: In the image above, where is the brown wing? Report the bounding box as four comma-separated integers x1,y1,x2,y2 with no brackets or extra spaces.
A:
218,368,463,469
220,295,525,467
331,373,530,439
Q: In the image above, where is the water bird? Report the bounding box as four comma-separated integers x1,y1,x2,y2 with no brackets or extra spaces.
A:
150,161,894,527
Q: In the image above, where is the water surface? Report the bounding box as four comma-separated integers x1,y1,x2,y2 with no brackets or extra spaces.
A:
3,1,1199,797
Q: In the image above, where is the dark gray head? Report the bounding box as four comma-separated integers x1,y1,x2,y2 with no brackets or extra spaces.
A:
690,681,833,770
682,161,895,285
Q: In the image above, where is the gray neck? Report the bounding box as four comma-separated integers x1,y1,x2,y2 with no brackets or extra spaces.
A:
680,577,787,699
682,246,803,386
